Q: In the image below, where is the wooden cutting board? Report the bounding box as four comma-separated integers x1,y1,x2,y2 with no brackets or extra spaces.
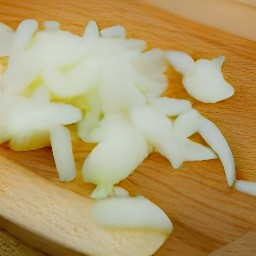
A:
0,0,256,255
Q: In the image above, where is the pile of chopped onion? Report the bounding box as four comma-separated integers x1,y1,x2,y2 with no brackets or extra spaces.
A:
1,19,252,243
0,19,240,195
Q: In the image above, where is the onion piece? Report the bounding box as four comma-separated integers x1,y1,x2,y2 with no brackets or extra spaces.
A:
113,186,129,197
123,39,147,52
150,97,191,117
130,106,216,169
2,52,40,99
100,25,126,38
167,51,234,103
83,20,100,40
2,101,82,151
166,50,195,75
42,58,99,98
235,180,256,196
44,21,60,31
174,109,235,186
92,196,173,234
0,23,14,57
31,30,87,69
12,19,38,52
50,125,76,182
82,123,149,199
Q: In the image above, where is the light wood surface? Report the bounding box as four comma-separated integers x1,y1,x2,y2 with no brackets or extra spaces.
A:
142,0,256,41
0,0,256,255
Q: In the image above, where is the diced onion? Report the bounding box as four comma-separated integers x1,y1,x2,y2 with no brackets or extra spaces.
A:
82,121,149,199
50,125,76,182
235,180,256,196
174,109,235,186
150,97,191,117
0,19,237,205
100,25,126,38
167,51,234,103
92,196,173,234
44,21,60,31
0,23,14,57
12,19,38,52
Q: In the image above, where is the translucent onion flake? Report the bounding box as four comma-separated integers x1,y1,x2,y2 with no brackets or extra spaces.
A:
50,124,76,182
166,51,234,103
235,180,256,196
92,196,173,234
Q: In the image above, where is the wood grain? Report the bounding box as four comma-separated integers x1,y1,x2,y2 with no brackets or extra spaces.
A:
0,0,256,255
0,154,167,256
141,0,256,41
209,230,256,256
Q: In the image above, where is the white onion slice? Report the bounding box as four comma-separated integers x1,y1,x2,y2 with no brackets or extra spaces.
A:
92,196,172,234
30,85,50,102
100,25,126,38
130,106,216,169
78,112,103,143
0,23,14,57
2,101,82,150
150,97,191,117
174,109,201,138
2,51,39,97
42,58,99,98
50,125,76,182
135,49,166,74
166,50,195,74
82,124,149,199
235,180,256,196
167,51,234,103
123,39,147,52
83,20,100,39
12,19,38,52
113,186,129,197
133,72,168,98
31,30,87,69
44,21,60,31
174,109,235,186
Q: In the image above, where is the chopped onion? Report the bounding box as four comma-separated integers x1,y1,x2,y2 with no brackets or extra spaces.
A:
150,97,191,116
92,196,173,234
1,99,82,151
235,180,256,196
44,21,60,31
42,58,99,98
82,121,149,199
12,19,38,52
0,20,237,208
82,20,100,39
0,23,14,57
130,106,216,169
50,125,76,182
100,25,126,38
174,109,235,186
113,186,129,197
167,51,234,103
166,50,194,75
